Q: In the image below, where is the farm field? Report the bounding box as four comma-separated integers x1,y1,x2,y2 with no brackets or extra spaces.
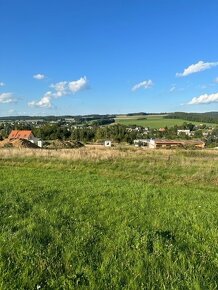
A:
0,147,218,289
115,114,217,128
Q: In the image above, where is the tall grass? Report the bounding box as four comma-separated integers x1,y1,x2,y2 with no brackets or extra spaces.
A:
0,148,218,289
0,146,217,161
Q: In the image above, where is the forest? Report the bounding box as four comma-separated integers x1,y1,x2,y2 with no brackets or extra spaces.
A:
166,112,218,124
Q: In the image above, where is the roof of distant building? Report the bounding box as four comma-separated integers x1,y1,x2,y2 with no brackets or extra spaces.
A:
8,130,33,140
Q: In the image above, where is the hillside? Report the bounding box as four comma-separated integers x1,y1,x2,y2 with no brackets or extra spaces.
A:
115,114,217,128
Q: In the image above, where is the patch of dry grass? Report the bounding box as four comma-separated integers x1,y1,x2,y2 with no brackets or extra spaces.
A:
0,146,217,162
0,146,130,161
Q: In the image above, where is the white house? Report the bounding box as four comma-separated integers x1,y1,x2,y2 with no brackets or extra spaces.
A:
177,129,191,136
148,139,156,149
133,139,149,147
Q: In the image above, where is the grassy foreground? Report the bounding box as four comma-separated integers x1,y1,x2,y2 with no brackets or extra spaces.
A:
0,148,218,289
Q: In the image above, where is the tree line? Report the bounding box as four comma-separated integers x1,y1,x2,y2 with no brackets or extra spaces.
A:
165,112,218,124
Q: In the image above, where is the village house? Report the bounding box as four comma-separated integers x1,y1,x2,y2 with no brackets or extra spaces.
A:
202,132,209,137
159,128,166,132
134,139,149,147
149,139,184,149
148,139,205,149
133,138,205,149
8,130,43,147
177,129,191,136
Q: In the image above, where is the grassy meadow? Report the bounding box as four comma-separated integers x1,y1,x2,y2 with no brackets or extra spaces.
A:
115,114,216,128
0,147,218,289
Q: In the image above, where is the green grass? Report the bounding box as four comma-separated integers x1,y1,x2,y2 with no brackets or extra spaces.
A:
115,115,216,128
0,149,218,289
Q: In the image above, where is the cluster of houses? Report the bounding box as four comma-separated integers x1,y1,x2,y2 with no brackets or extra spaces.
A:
133,139,205,149
104,138,205,149
177,129,210,138
3,129,206,149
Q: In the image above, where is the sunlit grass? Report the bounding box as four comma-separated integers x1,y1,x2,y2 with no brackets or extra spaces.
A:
115,115,216,128
0,148,218,289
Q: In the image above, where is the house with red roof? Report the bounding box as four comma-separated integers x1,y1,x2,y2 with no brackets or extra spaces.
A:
8,130,43,147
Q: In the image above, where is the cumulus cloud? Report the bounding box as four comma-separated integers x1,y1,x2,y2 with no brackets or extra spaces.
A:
29,76,88,108
69,76,87,93
0,82,5,87
50,77,88,97
176,61,218,77
188,92,218,105
33,73,46,80
28,91,52,108
50,81,68,98
0,93,16,104
132,80,153,91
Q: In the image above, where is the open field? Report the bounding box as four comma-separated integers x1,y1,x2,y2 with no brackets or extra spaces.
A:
115,115,217,128
0,147,218,289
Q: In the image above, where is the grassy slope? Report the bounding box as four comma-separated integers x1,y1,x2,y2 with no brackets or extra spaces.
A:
0,149,218,289
115,115,216,128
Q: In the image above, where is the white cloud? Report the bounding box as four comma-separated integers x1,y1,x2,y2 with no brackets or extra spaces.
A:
132,79,153,91
29,76,88,108
214,77,218,83
69,76,87,93
0,93,16,104
188,92,218,105
50,81,68,97
50,77,88,97
0,82,5,87
169,85,176,92
176,61,218,77
28,91,52,108
33,73,46,80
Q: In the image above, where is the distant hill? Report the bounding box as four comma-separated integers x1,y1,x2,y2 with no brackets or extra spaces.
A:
0,113,166,122
1,112,218,125
165,112,218,124
0,114,116,122
126,112,148,116
0,115,70,121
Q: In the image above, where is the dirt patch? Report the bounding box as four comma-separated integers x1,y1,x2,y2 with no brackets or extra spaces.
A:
46,140,85,149
0,138,39,149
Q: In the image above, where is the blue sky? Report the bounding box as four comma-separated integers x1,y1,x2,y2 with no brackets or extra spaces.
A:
0,0,218,116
